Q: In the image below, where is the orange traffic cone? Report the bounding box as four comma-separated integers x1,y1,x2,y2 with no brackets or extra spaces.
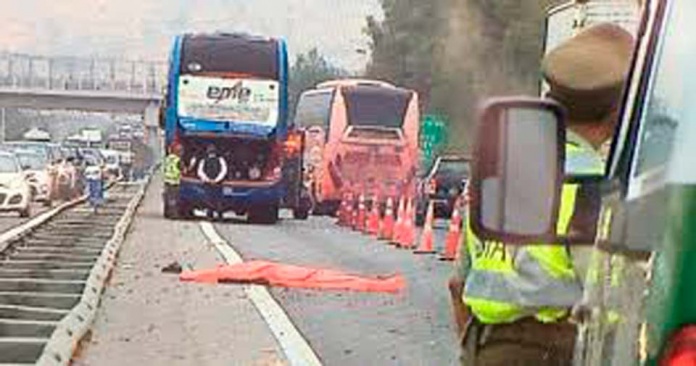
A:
366,195,381,236
390,196,406,245
336,193,348,226
350,195,359,230
440,197,463,261
399,198,416,249
379,197,395,240
355,194,367,232
341,193,354,227
415,200,436,254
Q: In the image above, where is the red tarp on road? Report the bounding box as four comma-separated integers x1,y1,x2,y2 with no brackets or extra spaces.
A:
179,260,406,294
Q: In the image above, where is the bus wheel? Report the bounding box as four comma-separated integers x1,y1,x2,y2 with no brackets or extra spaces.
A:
179,204,194,220
164,200,178,219
249,205,279,225
163,188,180,219
293,207,309,220
293,193,312,220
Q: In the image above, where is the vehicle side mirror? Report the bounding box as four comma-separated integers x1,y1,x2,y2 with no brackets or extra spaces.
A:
469,97,566,244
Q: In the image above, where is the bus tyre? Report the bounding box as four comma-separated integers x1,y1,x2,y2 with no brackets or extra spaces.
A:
179,204,194,220
249,205,279,225
293,207,309,220
164,200,178,219
293,192,311,220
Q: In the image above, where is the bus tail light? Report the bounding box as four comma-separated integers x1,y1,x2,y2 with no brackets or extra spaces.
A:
661,325,696,366
284,131,303,156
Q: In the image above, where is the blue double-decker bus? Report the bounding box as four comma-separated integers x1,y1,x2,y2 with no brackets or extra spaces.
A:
161,32,308,223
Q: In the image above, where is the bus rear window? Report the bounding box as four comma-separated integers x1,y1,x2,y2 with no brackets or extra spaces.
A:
342,86,412,128
180,34,278,79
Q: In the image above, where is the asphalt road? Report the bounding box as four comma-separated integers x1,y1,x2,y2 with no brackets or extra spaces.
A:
72,176,461,365
0,201,52,232
213,213,460,366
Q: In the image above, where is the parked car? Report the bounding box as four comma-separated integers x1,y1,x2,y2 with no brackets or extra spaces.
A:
14,149,53,206
415,155,470,226
0,151,32,217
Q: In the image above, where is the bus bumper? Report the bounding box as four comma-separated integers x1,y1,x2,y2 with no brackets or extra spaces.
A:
179,180,285,213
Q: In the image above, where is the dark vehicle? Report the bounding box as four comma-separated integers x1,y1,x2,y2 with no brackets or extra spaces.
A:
415,155,470,226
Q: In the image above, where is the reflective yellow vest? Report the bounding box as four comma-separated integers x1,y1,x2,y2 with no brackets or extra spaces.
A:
163,154,181,185
462,140,604,324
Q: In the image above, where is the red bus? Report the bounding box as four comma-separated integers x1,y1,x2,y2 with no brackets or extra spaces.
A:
293,79,420,213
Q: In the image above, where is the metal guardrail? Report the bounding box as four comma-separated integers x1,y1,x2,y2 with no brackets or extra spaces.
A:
0,52,167,96
0,179,148,365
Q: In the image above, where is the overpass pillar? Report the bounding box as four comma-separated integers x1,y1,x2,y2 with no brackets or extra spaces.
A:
143,102,163,166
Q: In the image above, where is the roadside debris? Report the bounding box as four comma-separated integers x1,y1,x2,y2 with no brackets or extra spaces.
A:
161,261,183,274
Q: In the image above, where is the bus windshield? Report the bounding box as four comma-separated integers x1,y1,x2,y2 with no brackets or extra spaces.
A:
294,90,333,128
342,85,412,128
176,34,281,126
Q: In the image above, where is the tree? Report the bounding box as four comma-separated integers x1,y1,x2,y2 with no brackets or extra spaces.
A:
363,0,444,109
364,0,568,152
429,0,567,151
288,48,347,123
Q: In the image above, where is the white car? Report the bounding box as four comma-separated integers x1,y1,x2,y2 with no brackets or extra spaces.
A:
14,149,52,205
0,152,32,217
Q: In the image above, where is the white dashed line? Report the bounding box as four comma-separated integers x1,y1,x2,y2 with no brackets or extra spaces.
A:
199,222,323,366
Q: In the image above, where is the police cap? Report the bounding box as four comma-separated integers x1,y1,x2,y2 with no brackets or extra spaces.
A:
542,23,635,122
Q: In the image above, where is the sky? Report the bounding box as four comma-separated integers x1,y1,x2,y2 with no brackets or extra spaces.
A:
0,0,381,71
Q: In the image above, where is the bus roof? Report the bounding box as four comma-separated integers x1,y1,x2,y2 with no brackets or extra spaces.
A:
316,79,395,89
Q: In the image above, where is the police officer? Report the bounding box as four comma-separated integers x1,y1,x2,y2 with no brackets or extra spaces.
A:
449,23,634,365
163,144,182,218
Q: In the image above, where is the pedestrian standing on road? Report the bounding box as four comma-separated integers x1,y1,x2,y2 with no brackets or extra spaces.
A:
163,144,182,217
448,23,634,366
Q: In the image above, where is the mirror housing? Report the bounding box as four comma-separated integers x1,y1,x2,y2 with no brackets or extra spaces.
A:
469,97,567,244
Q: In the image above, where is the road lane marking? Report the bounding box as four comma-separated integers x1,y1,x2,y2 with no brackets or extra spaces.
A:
199,222,323,366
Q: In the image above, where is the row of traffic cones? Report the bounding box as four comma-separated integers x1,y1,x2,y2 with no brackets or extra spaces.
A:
336,192,463,261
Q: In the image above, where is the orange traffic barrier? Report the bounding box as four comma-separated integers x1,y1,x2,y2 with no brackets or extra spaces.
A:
366,195,381,236
440,197,463,261
399,198,416,249
390,196,406,245
355,193,367,232
379,197,395,240
180,260,406,294
415,200,436,254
